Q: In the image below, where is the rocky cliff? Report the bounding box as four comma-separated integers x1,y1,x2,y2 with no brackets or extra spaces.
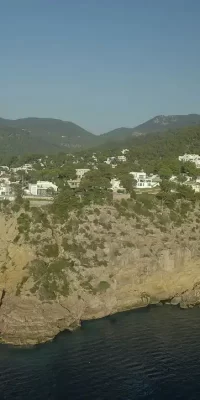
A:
1,202,200,345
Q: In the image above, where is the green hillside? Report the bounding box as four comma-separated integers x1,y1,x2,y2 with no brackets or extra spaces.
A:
103,114,200,142
0,118,98,150
0,126,61,156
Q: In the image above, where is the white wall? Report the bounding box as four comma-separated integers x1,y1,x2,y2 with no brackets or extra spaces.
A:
29,184,37,196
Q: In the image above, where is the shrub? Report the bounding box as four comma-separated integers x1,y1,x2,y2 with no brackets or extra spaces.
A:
138,194,154,210
16,276,29,296
42,243,59,258
31,207,49,227
121,199,128,208
94,208,101,216
23,199,30,211
29,258,70,300
17,213,31,234
96,281,110,292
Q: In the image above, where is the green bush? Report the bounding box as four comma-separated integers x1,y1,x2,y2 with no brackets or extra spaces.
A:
96,281,110,292
17,213,31,234
31,207,49,227
94,208,101,216
42,243,59,258
137,194,154,209
29,258,70,300
23,199,30,211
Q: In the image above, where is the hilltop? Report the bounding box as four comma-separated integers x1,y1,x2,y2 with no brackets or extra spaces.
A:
102,114,200,142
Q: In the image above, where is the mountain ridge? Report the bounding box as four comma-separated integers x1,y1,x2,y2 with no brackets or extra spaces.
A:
0,113,200,155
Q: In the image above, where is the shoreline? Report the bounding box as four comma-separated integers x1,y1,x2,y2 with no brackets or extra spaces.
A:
0,299,199,348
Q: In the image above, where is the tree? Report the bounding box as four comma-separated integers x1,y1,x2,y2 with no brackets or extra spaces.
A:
180,161,198,178
79,170,111,205
51,187,79,219
176,184,196,202
159,166,173,180
11,183,23,203
119,174,134,193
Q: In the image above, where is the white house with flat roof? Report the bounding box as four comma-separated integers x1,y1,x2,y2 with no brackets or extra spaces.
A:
130,171,160,189
179,154,200,168
117,155,127,162
0,183,11,196
28,181,58,196
76,169,90,179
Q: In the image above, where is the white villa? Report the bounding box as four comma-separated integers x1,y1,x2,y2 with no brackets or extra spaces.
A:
0,183,11,196
76,169,90,179
117,155,127,162
179,154,200,168
104,157,116,165
11,164,34,173
104,155,126,164
28,181,58,196
130,171,160,189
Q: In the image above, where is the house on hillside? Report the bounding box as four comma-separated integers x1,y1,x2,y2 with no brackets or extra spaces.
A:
179,154,200,168
117,155,127,162
67,179,81,189
121,149,129,155
11,164,34,174
76,169,90,179
130,171,160,189
28,181,58,196
104,157,116,165
0,183,11,196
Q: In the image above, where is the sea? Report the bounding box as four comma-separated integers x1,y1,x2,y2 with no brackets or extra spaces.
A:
0,305,200,400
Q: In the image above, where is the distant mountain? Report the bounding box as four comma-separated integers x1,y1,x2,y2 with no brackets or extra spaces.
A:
0,114,200,156
101,127,135,141
0,118,97,150
103,114,200,142
131,114,200,134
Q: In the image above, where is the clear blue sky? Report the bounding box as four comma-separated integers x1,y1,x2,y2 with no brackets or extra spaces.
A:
0,0,200,133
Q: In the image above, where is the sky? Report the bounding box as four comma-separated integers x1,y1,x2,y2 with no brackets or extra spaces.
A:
0,0,200,134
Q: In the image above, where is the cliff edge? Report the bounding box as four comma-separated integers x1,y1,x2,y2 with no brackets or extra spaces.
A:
0,201,200,345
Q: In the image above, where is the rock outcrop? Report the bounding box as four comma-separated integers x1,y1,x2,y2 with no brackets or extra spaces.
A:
1,204,200,345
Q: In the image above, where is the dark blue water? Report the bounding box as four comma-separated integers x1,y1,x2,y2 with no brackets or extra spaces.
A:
0,306,200,399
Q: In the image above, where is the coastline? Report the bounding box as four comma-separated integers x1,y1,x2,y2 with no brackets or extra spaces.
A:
0,286,200,347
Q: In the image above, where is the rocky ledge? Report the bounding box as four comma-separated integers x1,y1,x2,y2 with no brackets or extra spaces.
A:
1,267,200,346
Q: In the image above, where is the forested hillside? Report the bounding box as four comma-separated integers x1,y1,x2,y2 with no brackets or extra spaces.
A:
0,114,200,155
0,118,98,151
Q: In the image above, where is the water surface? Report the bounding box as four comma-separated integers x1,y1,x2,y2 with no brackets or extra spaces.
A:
0,306,200,399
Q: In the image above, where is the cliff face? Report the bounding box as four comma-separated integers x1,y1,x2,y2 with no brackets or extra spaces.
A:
1,204,200,345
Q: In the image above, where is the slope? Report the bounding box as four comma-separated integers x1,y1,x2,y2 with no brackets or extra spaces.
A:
0,126,61,156
102,114,200,142
0,118,98,150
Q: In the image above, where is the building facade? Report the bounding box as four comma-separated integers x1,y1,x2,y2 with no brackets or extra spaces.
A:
28,181,58,196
